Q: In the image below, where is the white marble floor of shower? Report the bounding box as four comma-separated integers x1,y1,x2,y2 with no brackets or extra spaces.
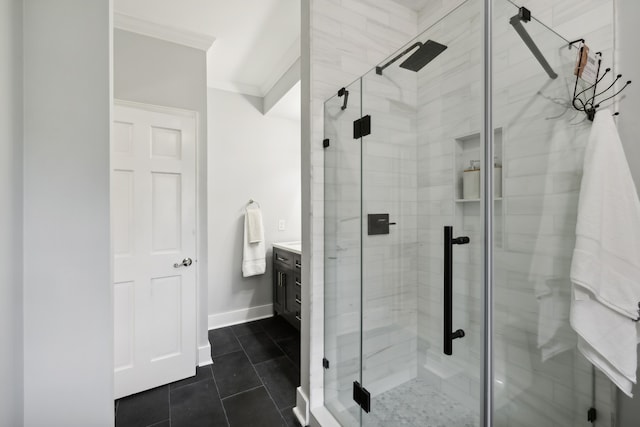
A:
350,377,477,427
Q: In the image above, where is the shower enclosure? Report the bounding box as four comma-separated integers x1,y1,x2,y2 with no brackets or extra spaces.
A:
323,0,617,426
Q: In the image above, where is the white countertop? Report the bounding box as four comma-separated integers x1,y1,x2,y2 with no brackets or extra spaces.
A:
273,241,301,255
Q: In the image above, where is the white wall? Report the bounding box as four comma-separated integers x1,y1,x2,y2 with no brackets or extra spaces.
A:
207,88,301,326
113,29,210,363
22,1,113,425
616,0,640,192
614,1,640,424
0,0,23,425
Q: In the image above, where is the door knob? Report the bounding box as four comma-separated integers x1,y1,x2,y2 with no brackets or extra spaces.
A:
173,258,193,268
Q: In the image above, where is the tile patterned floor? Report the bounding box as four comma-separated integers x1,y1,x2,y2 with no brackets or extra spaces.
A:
115,316,301,427
347,378,477,427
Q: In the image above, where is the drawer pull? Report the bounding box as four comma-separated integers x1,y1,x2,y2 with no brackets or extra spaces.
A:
295,313,301,321
295,262,301,269
295,280,301,287
276,255,288,262
295,297,301,304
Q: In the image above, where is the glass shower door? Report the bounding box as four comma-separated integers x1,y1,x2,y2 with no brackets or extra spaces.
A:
324,79,363,427
359,1,483,426
491,1,617,426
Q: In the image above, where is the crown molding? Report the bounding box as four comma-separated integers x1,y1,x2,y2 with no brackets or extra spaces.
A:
114,12,216,51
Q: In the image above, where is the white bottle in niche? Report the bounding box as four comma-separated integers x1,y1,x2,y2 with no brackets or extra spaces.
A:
463,160,480,200
494,157,502,198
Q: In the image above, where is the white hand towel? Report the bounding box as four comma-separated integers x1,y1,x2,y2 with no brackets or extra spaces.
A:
242,206,266,277
570,109,640,397
246,205,264,244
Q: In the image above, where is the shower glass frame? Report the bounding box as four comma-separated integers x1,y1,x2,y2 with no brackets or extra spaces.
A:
322,0,618,425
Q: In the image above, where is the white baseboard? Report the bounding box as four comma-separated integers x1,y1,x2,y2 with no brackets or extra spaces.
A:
198,341,212,367
208,304,274,330
294,386,310,426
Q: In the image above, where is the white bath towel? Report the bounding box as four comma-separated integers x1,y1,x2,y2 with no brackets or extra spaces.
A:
246,205,264,244
570,109,640,397
242,206,266,277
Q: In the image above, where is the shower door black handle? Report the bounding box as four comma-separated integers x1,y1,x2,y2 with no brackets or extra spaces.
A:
444,226,468,356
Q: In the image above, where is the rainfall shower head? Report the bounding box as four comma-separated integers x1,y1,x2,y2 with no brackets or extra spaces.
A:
399,40,448,72
376,39,448,75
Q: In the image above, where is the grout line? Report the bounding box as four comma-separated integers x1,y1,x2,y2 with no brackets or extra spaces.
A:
209,332,243,359
219,384,265,401
169,371,213,392
229,322,265,339
238,328,290,425
274,338,299,369
210,364,231,426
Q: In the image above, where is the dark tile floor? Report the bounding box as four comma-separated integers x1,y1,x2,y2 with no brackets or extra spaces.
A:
115,315,301,427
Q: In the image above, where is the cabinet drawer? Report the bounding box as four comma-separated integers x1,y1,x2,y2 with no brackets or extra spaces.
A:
293,254,302,270
273,248,294,269
294,274,301,301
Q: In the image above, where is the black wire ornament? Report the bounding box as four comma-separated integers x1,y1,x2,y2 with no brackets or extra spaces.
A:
569,39,631,121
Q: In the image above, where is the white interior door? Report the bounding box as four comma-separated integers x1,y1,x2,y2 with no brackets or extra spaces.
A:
112,103,197,399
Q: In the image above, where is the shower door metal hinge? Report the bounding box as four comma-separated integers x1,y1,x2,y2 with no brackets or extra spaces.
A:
322,358,329,369
323,138,330,148
588,407,597,422
353,381,371,413
353,115,371,139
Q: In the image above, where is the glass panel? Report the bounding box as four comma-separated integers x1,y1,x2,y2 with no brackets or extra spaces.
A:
360,1,483,425
324,78,363,427
492,1,616,426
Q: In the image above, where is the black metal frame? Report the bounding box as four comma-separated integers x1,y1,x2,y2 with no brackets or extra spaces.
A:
338,87,349,110
569,38,631,121
509,7,558,79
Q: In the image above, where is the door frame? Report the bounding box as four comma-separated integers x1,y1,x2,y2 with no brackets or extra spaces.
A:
111,99,209,383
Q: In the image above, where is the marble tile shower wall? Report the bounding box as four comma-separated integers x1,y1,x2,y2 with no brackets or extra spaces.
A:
360,69,419,395
414,1,617,427
322,33,422,412
314,0,618,424
311,0,420,411
414,0,484,416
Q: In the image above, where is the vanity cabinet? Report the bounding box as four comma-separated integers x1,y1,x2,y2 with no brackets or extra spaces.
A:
272,243,301,330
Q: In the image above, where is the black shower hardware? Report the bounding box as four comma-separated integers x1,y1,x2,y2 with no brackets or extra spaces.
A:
568,39,631,121
367,213,396,235
444,226,469,356
509,7,558,79
338,87,349,110
376,40,447,75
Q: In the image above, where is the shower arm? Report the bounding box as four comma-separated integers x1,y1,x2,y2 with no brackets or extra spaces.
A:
375,41,423,75
509,7,558,79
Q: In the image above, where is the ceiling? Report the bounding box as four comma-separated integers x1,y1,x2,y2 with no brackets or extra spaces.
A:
114,0,301,98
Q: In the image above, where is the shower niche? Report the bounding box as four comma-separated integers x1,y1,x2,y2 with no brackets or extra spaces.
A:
453,128,504,248
453,128,503,203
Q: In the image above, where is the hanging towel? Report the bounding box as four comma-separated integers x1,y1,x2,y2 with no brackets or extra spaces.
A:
242,205,266,277
570,109,640,397
246,205,264,244
529,122,579,361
